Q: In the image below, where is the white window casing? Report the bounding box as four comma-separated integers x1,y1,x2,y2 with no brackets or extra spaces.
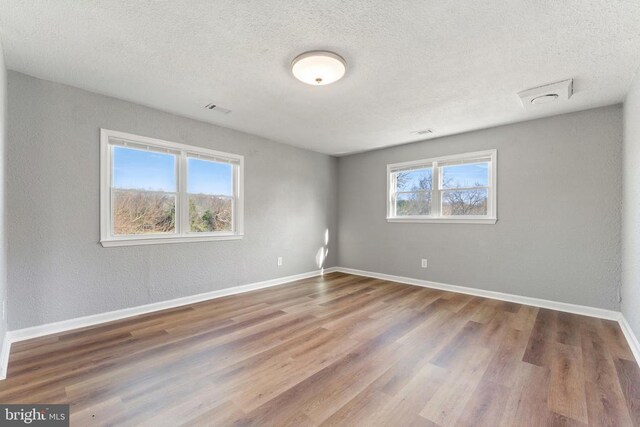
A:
386,149,497,224
100,129,244,246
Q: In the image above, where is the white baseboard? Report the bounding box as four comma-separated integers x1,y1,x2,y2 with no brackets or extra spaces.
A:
0,333,10,379
619,315,640,366
333,266,640,366
0,267,338,379
1,265,637,380
335,267,621,320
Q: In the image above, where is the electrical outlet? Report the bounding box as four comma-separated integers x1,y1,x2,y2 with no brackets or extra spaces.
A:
277,257,283,267
421,259,428,269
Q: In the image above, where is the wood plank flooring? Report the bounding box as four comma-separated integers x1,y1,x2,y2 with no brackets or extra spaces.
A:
0,272,638,426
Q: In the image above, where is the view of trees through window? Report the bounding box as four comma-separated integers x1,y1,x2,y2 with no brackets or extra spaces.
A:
441,162,488,215
394,168,432,216
112,146,177,235
111,145,234,236
189,195,232,232
187,157,233,233
394,162,489,216
113,190,176,235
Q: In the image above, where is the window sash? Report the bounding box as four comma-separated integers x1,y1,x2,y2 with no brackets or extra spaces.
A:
100,129,244,246
387,150,496,222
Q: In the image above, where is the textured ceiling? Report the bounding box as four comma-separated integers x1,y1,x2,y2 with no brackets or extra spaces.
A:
1,1,640,155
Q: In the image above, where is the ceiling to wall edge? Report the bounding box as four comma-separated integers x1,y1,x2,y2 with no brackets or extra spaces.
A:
331,101,624,158
4,68,625,159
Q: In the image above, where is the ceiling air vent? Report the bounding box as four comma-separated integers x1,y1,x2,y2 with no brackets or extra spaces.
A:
518,79,573,110
204,103,232,114
413,129,434,135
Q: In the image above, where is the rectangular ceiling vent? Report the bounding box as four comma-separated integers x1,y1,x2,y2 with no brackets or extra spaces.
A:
414,129,434,135
518,79,573,110
204,103,232,114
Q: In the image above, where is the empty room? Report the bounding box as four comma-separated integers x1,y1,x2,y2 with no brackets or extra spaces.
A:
0,1,638,426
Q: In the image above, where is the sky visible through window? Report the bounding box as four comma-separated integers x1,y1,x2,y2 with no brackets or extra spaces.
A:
442,163,488,188
187,158,232,195
113,146,232,195
397,162,488,191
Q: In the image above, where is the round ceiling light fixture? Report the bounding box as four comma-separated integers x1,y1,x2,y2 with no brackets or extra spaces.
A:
531,94,559,105
291,51,346,86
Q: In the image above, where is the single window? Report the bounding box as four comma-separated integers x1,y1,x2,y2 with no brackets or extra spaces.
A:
100,129,244,246
387,150,497,224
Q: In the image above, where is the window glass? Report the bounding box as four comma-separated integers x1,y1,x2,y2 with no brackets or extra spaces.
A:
396,192,431,216
387,151,496,222
101,130,244,246
112,146,177,235
188,158,233,233
441,163,488,189
113,146,176,192
442,188,488,216
187,158,232,196
394,168,432,192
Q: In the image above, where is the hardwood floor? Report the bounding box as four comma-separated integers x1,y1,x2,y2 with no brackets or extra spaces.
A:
0,272,638,426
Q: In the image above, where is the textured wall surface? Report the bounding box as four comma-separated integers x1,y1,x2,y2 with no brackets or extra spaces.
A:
622,69,640,343
7,71,338,330
4,70,627,331
338,106,623,310
0,41,7,350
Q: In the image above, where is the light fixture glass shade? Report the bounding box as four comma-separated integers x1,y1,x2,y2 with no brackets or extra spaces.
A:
291,51,346,86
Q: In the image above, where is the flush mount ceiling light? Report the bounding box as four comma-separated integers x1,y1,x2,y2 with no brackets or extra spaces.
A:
291,51,346,86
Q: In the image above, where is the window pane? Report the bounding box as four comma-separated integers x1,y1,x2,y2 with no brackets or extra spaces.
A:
188,158,233,196
396,192,431,216
112,146,177,236
113,189,176,235
442,188,488,216
113,146,176,191
189,195,232,232
188,157,234,233
441,162,488,189
394,168,432,192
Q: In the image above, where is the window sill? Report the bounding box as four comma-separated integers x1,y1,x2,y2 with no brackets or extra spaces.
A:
100,234,244,247
386,217,497,225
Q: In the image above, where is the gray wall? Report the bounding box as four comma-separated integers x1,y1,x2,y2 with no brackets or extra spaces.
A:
4,70,627,331
7,71,338,330
0,41,7,349
622,69,640,343
338,106,623,310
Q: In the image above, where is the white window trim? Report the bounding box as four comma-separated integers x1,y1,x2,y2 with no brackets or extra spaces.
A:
100,129,244,247
386,149,497,224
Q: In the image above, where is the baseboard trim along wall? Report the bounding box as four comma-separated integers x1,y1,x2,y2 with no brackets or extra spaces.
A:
619,315,640,365
1,265,638,379
0,336,10,381
336,267,621,320
0,267,338,379
333,267,640,366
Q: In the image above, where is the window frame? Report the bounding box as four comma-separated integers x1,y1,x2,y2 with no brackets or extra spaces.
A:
100,129,244,247
386,149,497,224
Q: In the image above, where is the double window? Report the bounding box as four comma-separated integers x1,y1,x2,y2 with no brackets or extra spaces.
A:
100,129,244,246
387,150,497,224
